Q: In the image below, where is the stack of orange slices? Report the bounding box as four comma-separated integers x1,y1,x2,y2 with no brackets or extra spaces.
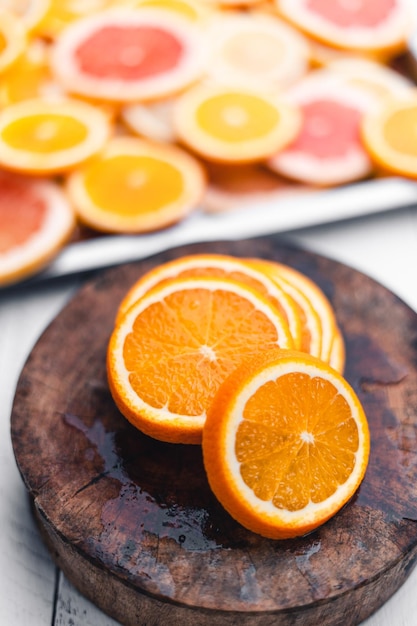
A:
107,252,369,539
0,0,416,287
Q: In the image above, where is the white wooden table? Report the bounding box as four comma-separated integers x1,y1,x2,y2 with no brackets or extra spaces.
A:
2,201,417,625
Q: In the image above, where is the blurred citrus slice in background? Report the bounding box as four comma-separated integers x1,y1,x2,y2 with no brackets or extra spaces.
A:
275,0,412,59
0,170,75,286
173,83,301,163
0,9,27,74
3,0,50,32
131,0,211,22
202,348,370,538
50,8,207,102
0,97,111,174
361,94,417,178
107,275,294,444
115,253,302,348
66,136,206,233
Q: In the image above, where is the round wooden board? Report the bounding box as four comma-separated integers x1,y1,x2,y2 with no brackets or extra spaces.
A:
11,236,417,626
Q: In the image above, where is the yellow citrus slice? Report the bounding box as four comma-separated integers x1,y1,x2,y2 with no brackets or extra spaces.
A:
0,9,27,74
0,170,75,286
0,97,111,175
202,348,370,539
275,0,412,58
50,8,207,103
107,276,294,444
173,83,301,163
267,71,375,186
204,12,310,92
0,39,65,106
66,136,206,233
115,253,302,348
2,0,50,32
361,94,417,179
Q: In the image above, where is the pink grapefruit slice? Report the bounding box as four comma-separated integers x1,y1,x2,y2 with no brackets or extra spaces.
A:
0,170,75,286
276,0,412,58
50,8,207,103
267,71,375,186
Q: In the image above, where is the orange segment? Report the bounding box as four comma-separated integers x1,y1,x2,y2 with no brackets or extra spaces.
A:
0,98,111,174
173,83,301,163
50,8,207,102
0,170,75,286
66,136,206,233
361,95,417,179
202,348,370,538
107,276,294,444
115,253,302,348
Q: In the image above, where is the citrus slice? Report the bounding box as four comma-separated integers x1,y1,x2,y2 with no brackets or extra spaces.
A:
202,161,309,213
361,94,417,178
115,253,302,348
107,276,294,444
0,170,75,286
131,0,211,22
249,259,323,358
37,0,122,39
2,0,50,32
173,83,301,163
329,326,345,374
50,8,207,103
0,9,27,74
204,12,310,92
0,97,111,175
66,136,206,233
202,348,370,539
0,39,65,106
267,71,375,186
275,0,412,58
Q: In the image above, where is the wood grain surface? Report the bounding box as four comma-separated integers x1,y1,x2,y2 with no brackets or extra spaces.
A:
10,235,417,626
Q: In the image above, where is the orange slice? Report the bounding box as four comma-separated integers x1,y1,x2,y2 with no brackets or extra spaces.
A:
66,136,206,233
0,170,75,286
0,9,27,74
0,97,111,175
276,0,412,59
202,348,370,539
267,71,375,186
361,94,417,179
107,276,294,444
173,83,301,163
50,8,207,103
0,39,65,106
204,12,310,92
3,0,50,32
115,253,302,348
202,161,310,213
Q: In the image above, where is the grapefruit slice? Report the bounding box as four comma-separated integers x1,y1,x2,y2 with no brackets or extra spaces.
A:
204,12,310,92
173,83,301,164
275,0,412,58
50,8,207,103
66,136,206,233
0,170,75,286
267,71,375,186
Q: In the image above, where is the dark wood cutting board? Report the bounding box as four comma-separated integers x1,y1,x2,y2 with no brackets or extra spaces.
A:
10,235,417,626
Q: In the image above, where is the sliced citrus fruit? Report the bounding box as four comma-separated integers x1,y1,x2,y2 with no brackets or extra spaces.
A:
0,39,65,106
202,348,370,539
107,276,294,444
202,161,310,213
329,325,345,374
173,83,301,163
267,71,375,186
115,253,302,348
0,170,75,286
361,94,417,179
275,0,412,59
50,8,207,103
130,0,211,22
0,9,27,74
121,97,176,143
66,136,206,233
2,0,50,32
204,12,310,92
0,97,111,175
248,259,323,359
